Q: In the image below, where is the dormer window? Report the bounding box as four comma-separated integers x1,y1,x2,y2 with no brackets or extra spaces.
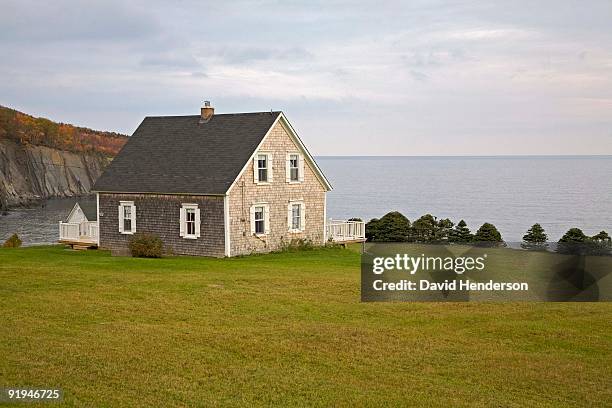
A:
253,152,273,184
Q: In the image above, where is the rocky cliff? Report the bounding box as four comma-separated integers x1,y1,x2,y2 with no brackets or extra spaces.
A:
0,139,111,209
0,105,128,210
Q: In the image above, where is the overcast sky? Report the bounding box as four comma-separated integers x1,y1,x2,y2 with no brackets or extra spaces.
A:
1,0,611,155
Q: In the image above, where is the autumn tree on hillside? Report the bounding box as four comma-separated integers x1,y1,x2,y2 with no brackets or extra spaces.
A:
0,105,128,156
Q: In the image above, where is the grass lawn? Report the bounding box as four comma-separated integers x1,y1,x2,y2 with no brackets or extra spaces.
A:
0,245,611,407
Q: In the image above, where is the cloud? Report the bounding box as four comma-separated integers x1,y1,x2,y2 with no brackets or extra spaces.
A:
445,28,534,41
0,0,611,155
205,46,313,65
0,0,161,43
140,54,201,69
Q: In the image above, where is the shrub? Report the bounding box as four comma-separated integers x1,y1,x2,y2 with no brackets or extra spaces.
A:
3,234,22,248
280,238,315,252
128,233,163,258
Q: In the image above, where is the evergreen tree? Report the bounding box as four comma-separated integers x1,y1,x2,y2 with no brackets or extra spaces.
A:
473,223,504,246
365,218,380,242
365,211,411,242
559,228,588,243
410,214,438,242
557,227,588,255
450,220,473,243
436,218,454,242
591,230,611,243
590,230,611,256
522,223,548,250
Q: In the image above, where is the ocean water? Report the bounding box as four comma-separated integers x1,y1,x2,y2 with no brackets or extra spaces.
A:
0,197,96,246
1,156,611,245
317,156,612,242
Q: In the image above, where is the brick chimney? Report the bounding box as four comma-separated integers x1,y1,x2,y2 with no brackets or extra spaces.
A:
200,101,214,123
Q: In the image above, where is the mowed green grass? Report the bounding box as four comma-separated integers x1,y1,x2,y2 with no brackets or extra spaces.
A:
0,246,610,407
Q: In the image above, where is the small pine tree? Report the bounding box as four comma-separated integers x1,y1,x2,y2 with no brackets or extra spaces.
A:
522,223,548,250
591,230,611,243
365,218,380,242
473,223,504,246
410,214,438,242
557,227,588,255
590,230,611,256
365,211,411,242
3,234,22,248
436,218,454,242
559,228,587,243
450,220,472,243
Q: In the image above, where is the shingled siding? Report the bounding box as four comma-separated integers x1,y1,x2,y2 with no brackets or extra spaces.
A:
98,193,225,257
227,121,326,256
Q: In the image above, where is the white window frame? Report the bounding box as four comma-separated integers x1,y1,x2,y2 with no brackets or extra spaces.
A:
118,201,136,235
250,203,270,236
253,152,273,184
180,203,201,239
287,200,305,233
286,152,304,183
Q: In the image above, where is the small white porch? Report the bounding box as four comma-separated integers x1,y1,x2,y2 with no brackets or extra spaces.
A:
59,202,98,249
59,221,98,248
326,219,366,244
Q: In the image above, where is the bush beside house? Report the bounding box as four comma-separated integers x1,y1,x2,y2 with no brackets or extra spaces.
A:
3,234,22,248
128,233,163,258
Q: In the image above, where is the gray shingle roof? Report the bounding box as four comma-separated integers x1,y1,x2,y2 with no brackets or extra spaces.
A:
93,112,282,195
79,201,98,221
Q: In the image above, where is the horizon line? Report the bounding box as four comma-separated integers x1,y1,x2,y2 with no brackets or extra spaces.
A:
315,154,612,158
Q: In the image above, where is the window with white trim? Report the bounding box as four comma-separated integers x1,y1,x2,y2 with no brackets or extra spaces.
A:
289,154,299,181
180,204,201,239
250,203,270,235
287,201,305,232
118,201,136,234
253,152,273,184
286,153,304,183
255,206,265,234
186,208,196,235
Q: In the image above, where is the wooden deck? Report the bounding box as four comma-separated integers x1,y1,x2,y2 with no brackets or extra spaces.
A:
326,220,366,244
59,239,98,250
59,221,98,250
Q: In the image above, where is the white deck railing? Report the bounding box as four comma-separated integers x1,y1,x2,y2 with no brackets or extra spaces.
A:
326,219,366,242
59,221,98,243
